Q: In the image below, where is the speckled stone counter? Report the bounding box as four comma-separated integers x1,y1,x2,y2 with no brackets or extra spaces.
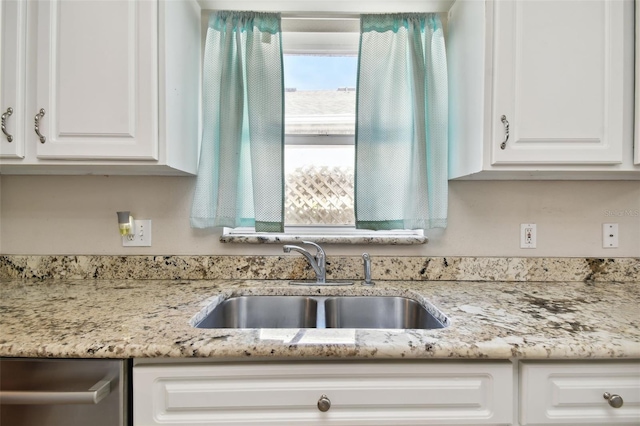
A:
1,279,638,360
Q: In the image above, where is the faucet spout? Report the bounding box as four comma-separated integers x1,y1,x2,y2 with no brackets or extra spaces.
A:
283,241,326,283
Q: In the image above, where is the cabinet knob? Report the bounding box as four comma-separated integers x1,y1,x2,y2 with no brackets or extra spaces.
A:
500,115,509,150
603,392,624,408
1,107,13,142
34,108,46,143
317,394,331,412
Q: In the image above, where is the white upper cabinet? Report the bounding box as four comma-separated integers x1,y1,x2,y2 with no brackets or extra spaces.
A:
633,3,640,165
492,0,624,165
0,0,200,175
0,0,27,159
34,0,157,160
448,0,638,179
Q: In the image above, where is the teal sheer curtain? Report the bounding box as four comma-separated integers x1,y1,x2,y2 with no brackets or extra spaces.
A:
190,11,284,232
356,13,448,230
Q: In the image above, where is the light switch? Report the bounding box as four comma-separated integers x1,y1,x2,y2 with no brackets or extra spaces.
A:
122,220,152,247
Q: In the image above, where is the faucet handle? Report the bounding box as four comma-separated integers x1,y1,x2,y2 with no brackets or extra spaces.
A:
302,241,325,257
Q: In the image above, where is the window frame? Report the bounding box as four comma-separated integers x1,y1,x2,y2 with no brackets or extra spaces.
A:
222,226,426,244
220,21,426,244
285,135,354,145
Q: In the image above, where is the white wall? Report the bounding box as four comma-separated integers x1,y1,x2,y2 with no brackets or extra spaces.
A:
0,175,638,257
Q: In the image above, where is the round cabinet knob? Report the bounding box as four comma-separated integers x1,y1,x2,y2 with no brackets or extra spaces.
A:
603,392,624,408
317,394,331,412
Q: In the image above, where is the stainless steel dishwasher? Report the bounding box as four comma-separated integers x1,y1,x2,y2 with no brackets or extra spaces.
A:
0,358,129,426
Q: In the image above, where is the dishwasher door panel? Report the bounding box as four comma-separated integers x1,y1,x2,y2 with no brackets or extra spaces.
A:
0,358,127,426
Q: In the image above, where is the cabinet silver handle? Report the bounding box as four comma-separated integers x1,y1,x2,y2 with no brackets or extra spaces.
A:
1,107,13,142
0,375,112,405
500,115,509,150
317,394,331,412
34,108,46,143
603,392,624,408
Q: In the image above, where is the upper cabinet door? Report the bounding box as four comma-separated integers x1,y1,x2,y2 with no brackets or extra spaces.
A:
0,0,26,158
34,0,158,160
635,0,640,166
491,0,626,165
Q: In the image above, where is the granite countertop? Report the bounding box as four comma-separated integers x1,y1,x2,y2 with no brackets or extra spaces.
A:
0,279,638,360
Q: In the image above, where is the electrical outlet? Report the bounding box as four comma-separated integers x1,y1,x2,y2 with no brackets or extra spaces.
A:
520,223,536,249
602,223,619,248
122,220,152,247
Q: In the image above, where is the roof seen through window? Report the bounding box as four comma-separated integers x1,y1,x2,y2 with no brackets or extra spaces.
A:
284,55,357,135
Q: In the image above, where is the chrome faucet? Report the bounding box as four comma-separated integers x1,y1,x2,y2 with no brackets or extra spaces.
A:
283,241,326,284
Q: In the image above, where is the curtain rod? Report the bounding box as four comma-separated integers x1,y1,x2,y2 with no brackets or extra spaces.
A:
281,13,361,20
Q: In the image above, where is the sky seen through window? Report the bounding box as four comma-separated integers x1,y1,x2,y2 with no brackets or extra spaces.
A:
284,55,357,90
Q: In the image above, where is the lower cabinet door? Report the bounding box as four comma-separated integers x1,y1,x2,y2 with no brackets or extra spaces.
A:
520,361,640,425
133,362,513,425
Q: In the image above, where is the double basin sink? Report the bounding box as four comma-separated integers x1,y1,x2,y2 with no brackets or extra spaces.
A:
192,296,447,330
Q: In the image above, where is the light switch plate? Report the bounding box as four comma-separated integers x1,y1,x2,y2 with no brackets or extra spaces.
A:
122,220,152,247
602,223,618,248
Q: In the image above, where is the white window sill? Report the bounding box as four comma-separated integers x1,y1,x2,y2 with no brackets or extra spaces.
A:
220,227,427,245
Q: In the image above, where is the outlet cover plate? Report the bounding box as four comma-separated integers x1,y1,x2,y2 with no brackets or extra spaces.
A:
520,223,536,249
122,220,152,247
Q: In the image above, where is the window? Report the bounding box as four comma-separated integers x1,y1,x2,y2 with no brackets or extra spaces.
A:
221,15,427,242
284,54,357,226
280,17,360,229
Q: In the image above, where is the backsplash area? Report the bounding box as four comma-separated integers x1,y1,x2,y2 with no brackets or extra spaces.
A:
1,255,637,283
2,177,639,258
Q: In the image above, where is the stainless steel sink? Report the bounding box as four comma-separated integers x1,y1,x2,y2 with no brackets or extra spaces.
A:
193,296,317,329
324,296,446,329
192,295,447,330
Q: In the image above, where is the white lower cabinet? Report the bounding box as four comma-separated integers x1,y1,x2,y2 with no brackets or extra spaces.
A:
133,362,514,425
520,362,640,425
134,360,640,426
